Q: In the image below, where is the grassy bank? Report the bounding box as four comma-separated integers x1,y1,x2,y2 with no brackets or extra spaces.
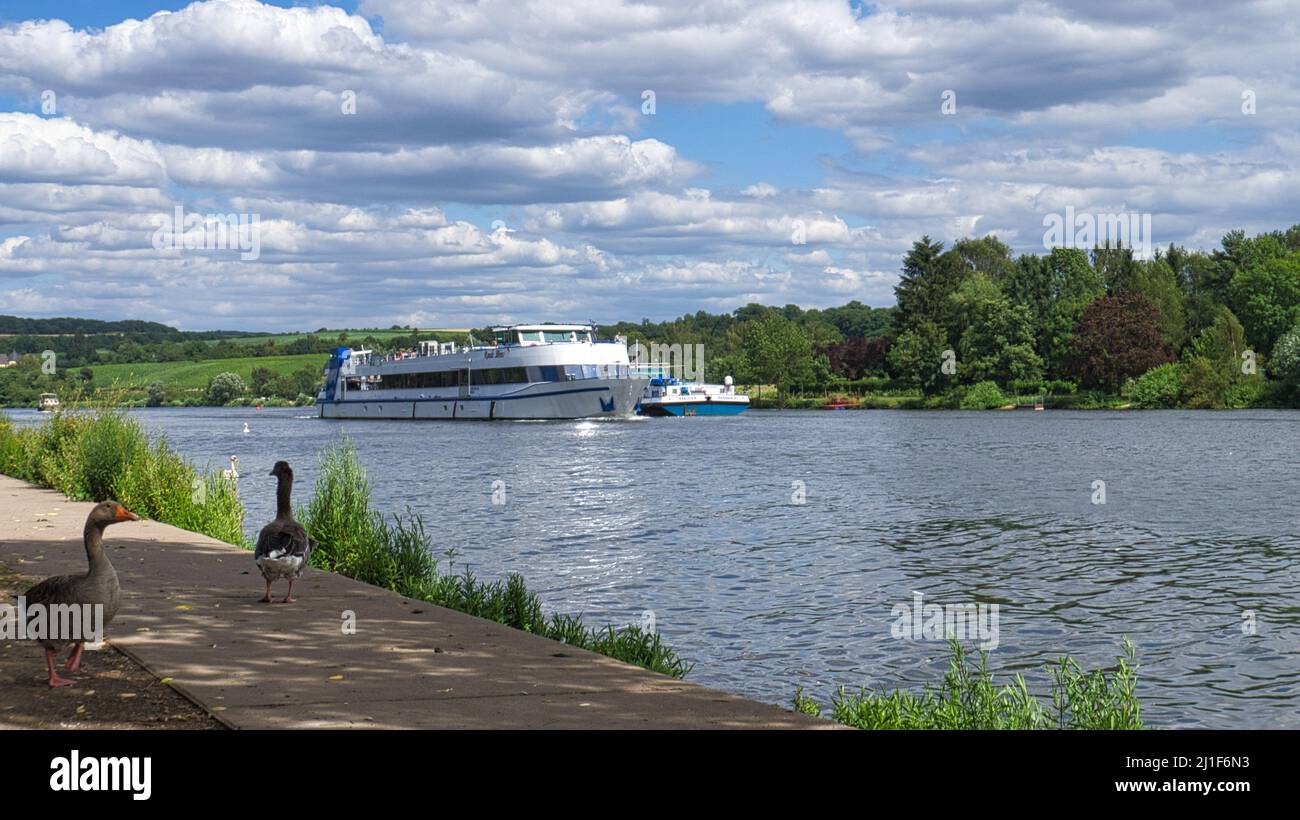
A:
0,410,688,678
794,639,1143,729
0,409,246,545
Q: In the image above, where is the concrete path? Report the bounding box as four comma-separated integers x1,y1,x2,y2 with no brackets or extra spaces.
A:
0,476,828,729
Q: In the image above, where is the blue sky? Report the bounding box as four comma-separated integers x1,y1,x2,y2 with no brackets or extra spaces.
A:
0,1,362,27
0,0,1295,330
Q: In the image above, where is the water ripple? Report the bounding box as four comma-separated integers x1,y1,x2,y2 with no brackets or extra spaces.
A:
12,406,1295,728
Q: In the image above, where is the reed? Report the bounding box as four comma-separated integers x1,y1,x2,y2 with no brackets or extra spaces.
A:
794,639,1143,729
0,406,246,546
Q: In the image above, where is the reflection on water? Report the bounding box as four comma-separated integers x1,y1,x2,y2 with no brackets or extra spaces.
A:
8,406,1299,727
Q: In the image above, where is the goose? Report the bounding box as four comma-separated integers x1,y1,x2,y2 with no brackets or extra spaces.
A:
254,461,315,603
22,501,139,687
222,455,239,481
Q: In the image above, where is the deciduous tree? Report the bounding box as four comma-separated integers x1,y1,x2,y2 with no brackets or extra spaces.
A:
1066,294,1173,391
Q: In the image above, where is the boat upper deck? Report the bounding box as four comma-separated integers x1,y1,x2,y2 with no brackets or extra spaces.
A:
343,325,631,375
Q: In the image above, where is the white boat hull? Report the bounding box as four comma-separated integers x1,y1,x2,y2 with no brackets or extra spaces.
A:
318,377,647,421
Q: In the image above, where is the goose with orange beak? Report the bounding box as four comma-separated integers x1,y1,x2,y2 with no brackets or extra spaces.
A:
21,501,139,687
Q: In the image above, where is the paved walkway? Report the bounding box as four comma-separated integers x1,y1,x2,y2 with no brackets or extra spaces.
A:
0,476,828,729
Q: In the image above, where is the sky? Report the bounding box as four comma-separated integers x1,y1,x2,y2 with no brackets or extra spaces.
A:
0,0,1296,331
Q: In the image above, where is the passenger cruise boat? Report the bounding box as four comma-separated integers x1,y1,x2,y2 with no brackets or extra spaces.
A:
317,324,648,420
638,375,750,416
37,392,60,412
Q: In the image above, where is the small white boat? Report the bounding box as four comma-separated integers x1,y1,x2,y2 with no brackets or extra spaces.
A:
638,375,749,417
37,393,60,412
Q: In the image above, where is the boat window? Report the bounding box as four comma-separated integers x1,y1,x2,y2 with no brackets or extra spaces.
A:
474,366,528,385
543,330,576,343
582,365,597,379
537,365,561,382
378,370,463,390
520,331,543,343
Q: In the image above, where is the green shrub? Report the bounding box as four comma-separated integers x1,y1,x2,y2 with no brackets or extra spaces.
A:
1272,321,1300,386
959,380,1006,410
206,372,245,405
1130,363,1184,409
1223,377,1267,408
921,389,964,409
1009,379,1044,395
78,411,148,501
1071,389,1115,409
0,409,245,546
114,440,246,545
798,639,1143,730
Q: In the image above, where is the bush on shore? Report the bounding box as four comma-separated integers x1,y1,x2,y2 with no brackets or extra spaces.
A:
959,380,1007,410
0,408,245,545
1130,363,1185,409
794,639,1143,730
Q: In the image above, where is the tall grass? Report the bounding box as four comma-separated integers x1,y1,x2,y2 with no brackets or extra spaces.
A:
0,407,246,545
794,639,1143,729
300,434,691,678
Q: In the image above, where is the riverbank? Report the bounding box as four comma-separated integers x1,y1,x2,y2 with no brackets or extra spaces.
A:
0,475,828,729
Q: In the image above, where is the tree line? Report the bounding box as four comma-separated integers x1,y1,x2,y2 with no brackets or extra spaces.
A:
607,223,1300,408
3,222,1297,409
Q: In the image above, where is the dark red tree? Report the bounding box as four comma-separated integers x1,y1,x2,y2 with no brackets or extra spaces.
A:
819,336,893,380
1066,293,1173,391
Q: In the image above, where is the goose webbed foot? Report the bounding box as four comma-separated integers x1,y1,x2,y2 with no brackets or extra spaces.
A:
278,580,297,604
65,641,84,672
46,649,74,688
259,580,273,603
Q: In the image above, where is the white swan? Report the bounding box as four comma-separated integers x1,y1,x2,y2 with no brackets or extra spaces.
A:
222,455,240,481
242,422,250,434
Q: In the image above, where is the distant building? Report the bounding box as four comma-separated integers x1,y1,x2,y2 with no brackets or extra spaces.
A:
0,351,17,368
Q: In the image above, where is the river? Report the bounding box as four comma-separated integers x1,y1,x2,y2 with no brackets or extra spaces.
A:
7,406,1298,728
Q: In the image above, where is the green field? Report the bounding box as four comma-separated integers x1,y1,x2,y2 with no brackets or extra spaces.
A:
91,353,328,391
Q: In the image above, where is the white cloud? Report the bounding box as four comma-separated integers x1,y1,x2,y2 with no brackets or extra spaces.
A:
0,0,1296,327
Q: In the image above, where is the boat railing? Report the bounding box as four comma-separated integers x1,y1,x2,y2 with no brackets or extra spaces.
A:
367,335,623,367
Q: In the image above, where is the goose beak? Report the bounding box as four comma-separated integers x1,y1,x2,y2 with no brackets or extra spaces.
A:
115,506,140,521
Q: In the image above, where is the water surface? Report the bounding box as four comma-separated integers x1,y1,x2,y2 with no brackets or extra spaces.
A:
8,407,1298,727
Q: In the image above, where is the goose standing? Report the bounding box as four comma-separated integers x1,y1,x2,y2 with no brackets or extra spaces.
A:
222,455,239,481
22,501,139,687
254,461,315,603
